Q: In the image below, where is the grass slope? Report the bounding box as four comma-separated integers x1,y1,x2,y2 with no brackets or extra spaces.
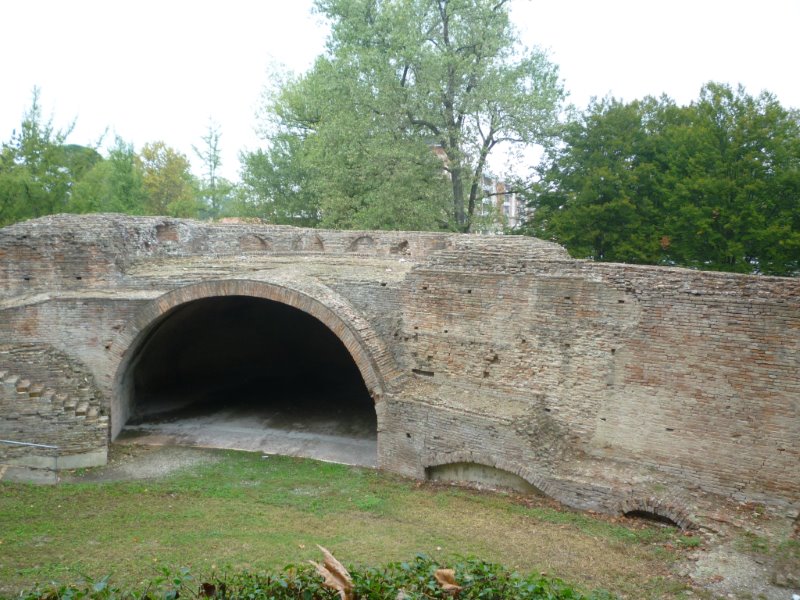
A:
0,447,696,597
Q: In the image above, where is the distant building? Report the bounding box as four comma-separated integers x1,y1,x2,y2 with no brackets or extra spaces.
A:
430,143,525,232
484,178,526,232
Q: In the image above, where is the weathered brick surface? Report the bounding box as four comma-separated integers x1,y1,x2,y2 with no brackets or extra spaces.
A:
0,343,108,463
0,214,797,522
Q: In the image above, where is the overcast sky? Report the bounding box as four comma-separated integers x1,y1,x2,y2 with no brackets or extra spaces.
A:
2,0,798,180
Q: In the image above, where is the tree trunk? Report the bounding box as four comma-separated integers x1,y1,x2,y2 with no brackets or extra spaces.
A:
451,167,467,232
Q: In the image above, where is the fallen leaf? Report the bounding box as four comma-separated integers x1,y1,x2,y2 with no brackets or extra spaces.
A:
434,568,462,595
310,545,353,600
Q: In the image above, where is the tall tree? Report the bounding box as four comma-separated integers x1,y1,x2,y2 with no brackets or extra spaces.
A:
244,0,565,232
525,95,686,263
193,120,233,219
0,88,76,224
244,55,452,229
525,83,800,276
662,84,800,274
140,141,200,217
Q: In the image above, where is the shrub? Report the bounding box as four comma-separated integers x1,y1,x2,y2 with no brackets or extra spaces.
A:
12,555,615,600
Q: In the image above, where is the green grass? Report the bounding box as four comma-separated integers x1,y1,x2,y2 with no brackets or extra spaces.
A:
0,448,694,598
735,530,799,559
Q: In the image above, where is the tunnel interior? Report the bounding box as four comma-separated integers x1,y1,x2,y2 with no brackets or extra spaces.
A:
123,295,377,462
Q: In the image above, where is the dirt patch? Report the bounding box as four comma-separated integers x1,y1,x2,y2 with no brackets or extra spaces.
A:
61,444,221,482
677,506,800,600
683,540,782,599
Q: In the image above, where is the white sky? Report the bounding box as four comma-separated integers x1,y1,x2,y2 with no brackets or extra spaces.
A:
2,0,799,180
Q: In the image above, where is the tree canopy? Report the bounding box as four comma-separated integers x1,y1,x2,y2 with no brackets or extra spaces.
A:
140,141,200,217
0,89,209,224
3,64,798,279
241,0,565,232
524,83,800,276
0,88,84,225
67,137,147,215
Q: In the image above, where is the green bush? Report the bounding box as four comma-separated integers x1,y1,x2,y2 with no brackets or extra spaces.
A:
11,555,615,600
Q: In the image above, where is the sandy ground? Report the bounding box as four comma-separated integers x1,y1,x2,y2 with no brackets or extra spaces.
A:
120,393,378,467
63,444,222,482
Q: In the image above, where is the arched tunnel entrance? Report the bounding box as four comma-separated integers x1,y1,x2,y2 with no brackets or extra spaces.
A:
119,295,378,466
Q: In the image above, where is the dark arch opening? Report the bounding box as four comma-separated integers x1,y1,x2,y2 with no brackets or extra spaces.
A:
121,295,377,466
624,510,680,528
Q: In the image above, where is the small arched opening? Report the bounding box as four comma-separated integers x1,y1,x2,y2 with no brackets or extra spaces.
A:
623,509,681,528
425,461,544,495
619,498,694,530
116,294,377,466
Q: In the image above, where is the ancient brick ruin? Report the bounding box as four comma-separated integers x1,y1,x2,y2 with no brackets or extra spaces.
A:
1,214,797,525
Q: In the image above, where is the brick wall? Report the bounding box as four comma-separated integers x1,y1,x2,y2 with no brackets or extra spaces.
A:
0,215,797,519
0,343,108,469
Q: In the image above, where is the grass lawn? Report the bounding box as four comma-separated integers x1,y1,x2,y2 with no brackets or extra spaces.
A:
0,446,696,598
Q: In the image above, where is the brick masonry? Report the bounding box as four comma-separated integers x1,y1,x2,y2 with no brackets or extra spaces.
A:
0,343,108,470
0,214,797,526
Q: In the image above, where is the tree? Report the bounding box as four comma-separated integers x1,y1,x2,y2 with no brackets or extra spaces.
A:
524,95,685,263
662,84,800,274
244,55,452,230
525,83,800,276
244,0,565,232
237,140,321,225
140,141,200,217
0,88,77,225
68,137,148,215
193,120,233,219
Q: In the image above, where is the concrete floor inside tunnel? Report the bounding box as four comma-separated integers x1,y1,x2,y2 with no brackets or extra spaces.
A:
119,296,378,467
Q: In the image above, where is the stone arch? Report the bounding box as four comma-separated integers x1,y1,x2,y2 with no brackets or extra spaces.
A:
618,496,695,530
347,235,375,252
422,450,560,502
110,278,396,441
238,234,272,252
291,233,324,252
390,240,410,256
